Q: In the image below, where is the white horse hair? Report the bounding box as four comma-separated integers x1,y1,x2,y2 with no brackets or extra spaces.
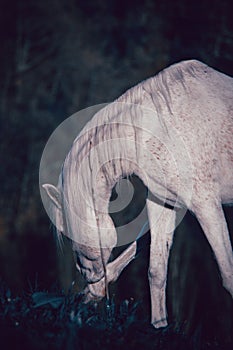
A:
43,60,233,328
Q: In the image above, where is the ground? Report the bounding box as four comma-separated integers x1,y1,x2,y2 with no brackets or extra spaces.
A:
0,281,232,350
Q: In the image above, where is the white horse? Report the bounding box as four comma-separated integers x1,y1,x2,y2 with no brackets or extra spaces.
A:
43,60,233,328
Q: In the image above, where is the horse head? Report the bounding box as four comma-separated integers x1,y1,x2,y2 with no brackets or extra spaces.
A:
42,182,137,301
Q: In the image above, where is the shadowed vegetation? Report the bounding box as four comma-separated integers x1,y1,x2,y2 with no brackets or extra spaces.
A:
0,282,232,350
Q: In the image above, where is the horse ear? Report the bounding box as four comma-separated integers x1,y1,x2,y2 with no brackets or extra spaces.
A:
42,184,64,232
42,184,62,209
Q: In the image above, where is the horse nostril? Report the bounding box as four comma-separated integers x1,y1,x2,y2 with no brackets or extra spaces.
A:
85,270,104,284
84,278,106,301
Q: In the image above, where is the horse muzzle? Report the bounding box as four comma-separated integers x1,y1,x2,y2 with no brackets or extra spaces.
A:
81,241,137,303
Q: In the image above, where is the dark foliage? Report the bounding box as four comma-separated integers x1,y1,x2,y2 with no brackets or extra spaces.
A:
0,281,232,350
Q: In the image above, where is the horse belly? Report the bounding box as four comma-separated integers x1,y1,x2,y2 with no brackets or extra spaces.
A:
220,168,233,204
219,145,233,204
218,114,233,204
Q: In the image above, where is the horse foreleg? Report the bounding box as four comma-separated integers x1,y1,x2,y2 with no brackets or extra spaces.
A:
147,199,176,328
192,197,233,297
106,241,137,282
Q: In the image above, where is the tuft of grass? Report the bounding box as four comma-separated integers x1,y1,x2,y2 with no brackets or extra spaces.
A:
0,280,232,350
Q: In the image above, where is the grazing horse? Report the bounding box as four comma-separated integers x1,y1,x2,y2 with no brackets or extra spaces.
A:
43,60,233,328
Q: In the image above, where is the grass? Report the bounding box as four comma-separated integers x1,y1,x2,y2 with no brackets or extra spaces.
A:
0,280,232,350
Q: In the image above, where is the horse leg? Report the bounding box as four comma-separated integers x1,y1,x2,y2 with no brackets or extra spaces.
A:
106,241,137,282
192,197,233,297
147,199,176,328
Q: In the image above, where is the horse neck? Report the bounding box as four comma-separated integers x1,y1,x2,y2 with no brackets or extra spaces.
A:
94,139,148,208
67,101,166,211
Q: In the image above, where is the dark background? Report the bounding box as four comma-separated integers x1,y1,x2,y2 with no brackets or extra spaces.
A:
0,0,233,340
